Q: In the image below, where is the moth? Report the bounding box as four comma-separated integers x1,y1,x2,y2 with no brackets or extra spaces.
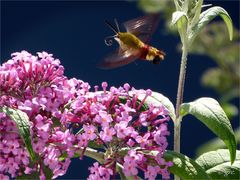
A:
98,15,165,69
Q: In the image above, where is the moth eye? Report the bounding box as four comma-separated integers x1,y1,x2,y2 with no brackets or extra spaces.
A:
152,57,161,64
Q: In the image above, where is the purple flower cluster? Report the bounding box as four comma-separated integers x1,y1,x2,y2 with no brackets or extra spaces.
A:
0,51,172,179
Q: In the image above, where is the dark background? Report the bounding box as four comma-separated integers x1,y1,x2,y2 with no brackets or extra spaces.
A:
1,0,239,179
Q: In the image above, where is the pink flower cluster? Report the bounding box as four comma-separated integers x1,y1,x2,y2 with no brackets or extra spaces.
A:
0,51,172,180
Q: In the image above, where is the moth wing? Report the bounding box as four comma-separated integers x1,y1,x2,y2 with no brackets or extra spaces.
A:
97,48,140,69
123,14,159,43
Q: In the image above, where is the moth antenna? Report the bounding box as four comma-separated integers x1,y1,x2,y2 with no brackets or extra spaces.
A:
114,18,120,32
104,35,117,46
105,20,118,34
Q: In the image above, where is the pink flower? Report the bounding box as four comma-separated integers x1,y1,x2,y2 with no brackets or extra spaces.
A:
156,152,166,165
95,110,113,127
114,121,130,138
0,174,9,180
39,172,46,180
99,127,116,142
15,149,29,165
136,132,151,147
123,156,138,176
24,167,32,174
0,157,7,172
6,140,19,155
88,162,113,180
83,124,97,141
127,139,135,147
17,100,33,112
36,123,50,140
154,124,169,149
145,165,160,180
160,167,171,179
71,96,86,113
6,158,19,177
90,102,105,115
116,111,133,123
33,141,45,153
120,102,136,114
77,133,88,147
101,82,108,94
43,147,60,170
139,113,148,126
128,150,144,163
0,51,172,179
62,130,76,147
35,114,44,126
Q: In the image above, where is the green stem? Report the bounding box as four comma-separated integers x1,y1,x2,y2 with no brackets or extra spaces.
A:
174,44,188,180
176,45,188,120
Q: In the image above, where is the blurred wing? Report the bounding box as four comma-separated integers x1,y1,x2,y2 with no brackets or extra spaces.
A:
123,14,159,43
98,49,139,69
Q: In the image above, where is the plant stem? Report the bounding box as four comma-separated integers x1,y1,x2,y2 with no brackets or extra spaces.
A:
174,44,188,180
175,44,188,150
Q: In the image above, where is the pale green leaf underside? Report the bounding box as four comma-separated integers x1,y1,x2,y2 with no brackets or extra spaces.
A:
164,150,210,179
172,11,188,27
172,11,188,43
180,97,236,164
191,6,233,40
196,149,240,179
0,106,36,161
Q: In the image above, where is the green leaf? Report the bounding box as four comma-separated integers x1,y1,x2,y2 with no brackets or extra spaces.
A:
164,150,210,179
0,106,36,161
196,149,240,179
172,11,188,28
190,6,233,41
59,152,68,161
51,116,61,127
172,11,188,43
42,165,54,179
180,97,236,164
